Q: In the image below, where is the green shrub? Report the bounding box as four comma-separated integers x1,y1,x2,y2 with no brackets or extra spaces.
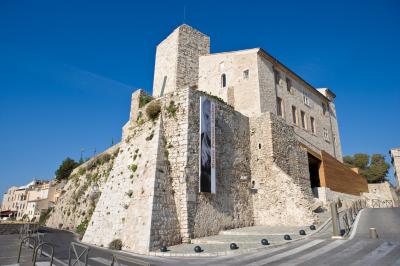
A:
98,153,111,164
136,111,143,122
166,100,178,117
109,239,123,250
76,219,89,236
139,94,153,108
145,101,161,121
130,164,138,172
55,158,79,181
78,167,86,176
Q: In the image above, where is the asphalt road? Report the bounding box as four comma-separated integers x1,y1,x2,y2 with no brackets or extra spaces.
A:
1,208,399,265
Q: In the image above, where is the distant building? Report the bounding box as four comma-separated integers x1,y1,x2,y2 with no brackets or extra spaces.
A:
1,179,65,221
390,148,400,188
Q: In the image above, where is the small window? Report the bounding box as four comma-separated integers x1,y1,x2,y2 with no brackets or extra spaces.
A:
286,78,292,93
322,103,327,115
323,128,330,142
292,105,297,125
274,69,280,85
243,69,249,79
300,111,306,129
258,143,261,149
276,97,284,117
221,74,227,88
303,92,311,107
310,117,316,134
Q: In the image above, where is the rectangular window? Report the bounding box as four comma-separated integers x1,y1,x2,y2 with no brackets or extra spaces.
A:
300,111,306,129
292,105,297,125
243,69,249,79
286,78,292,93
323,128,330,142
310,117,316,134
277,97,283,117
274,69,280,85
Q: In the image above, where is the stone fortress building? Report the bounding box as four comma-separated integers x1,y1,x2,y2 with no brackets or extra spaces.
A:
46,24,372,253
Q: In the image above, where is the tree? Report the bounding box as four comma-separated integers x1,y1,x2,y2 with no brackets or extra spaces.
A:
344,153,390,183
55,157,78,181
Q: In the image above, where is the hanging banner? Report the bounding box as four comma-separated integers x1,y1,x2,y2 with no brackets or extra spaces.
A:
199,96,216,193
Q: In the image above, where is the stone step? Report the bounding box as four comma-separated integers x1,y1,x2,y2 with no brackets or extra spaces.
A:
191,233,305,245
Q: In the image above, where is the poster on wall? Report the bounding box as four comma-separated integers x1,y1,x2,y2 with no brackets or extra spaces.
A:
199,96,216,193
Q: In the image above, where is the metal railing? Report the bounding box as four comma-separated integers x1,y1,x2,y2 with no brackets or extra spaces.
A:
111,253,151,266
33,242,54,266
68,242,90,266
331,199,366,238
368,199,394,208
18,236,37,263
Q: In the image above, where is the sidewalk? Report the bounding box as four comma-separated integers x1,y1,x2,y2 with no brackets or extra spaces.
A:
149,210,333,257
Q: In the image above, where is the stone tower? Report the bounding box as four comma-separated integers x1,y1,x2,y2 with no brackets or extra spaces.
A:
152,24,210,97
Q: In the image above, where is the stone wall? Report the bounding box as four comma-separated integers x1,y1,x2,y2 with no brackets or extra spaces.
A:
186,89,254,239
46,144,120,231
363,182,399,207
153,24,210,97
250,112,316,226
198,49,262,116
0,223,37,235
83,115,164,253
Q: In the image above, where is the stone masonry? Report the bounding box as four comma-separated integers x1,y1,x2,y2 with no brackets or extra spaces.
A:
45,24,361,254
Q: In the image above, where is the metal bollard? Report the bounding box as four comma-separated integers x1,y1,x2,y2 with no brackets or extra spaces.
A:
330,202,341,238
369,228,378,239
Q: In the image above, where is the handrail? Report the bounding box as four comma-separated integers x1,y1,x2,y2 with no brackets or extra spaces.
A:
68,242,90,266
18,236,37,263
33,242,54,266
111,253,151,266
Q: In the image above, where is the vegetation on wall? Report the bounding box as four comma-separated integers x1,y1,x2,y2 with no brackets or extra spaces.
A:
39,207,53,225
344,153,390,183
139,94,153,108
55,158,79,181
76,219,89,237
166,100,178,118
145,101,161,121
109,239,123,250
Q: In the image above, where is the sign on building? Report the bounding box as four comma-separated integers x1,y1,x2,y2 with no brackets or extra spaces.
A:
199,96,216,193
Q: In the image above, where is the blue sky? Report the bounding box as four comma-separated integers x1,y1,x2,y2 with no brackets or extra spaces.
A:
1,0,399,194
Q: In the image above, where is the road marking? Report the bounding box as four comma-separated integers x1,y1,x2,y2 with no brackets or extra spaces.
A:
350,241,398,266
279,240,344,266
244,239,325,266
191,244,291,265
348,209,364,240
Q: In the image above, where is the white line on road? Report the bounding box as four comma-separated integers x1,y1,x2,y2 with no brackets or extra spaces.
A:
279,240,345,266
350,241,398,266
348,209,364,240
244,239,325,266
192,244,291,265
